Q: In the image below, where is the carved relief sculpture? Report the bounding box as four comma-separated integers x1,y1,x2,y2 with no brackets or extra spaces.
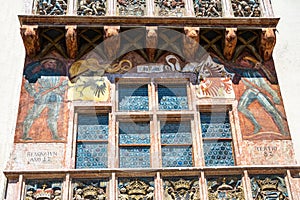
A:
77,0,106,16
231,0,261,17
207,177,245,200
163,177,200,200
223,28,237,60
155,0,185,16
25,181,62,200
251,175,289,200
65,26,78,59
183,27,200,61
118,179,154,200
194,0,222,17
104,26,121,61
21,25,40,57
35,0,68,15
146,27,158,62
260,28,276,61
117,0,146,16
73,181,107,200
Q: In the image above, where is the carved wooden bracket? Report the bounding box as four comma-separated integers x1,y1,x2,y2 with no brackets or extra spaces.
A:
183,27,199,61
104,26,120,61
65,25,78,59
146,26,157,62
260,28,276,61
223,28,237,61
20,25,40,57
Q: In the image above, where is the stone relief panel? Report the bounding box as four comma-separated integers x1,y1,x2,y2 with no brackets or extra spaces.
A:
72,179,108,199
24,179,63,200
240,140,295,165
77,0,106,16
34,0,68,15
231,0,261,17
206,176,244,200
117,0,146,16
163,177,200,199
15,56,68,142
155,0,185,16
118,178,154,199
7,143,65,170
250,175,289,200
194,0,222,17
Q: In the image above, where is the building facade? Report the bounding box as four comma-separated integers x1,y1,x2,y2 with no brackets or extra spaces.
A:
2,0,300,199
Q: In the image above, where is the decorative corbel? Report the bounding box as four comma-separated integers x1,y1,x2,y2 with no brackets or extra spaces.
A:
260,28,276,61
20,25,40,57
104,26,120,61
65,25,78,59
183,27,199,61
146,26,158,62
223,28,237,61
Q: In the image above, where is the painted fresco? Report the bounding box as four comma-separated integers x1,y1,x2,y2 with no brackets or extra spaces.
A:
222,52,290,140
15,55,68,142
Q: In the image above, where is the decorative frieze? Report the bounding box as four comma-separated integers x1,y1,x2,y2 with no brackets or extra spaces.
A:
118,178,154,199
73,179,108,199
155,0,185,16
207,176,244,199
251,175,289,200
117,0,146,16
163,177,200,199
25,179,62,200
194,0,222,17
231,0,261,17
77,0,106,16
35,0,68,15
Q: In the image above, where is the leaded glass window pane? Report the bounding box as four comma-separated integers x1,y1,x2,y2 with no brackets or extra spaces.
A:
119,122,150,168
158,84,188,111
162,146,193,167
76,114,109,169
201,112,232,138
200,112,235,166
250,175,289,200
25,179,63,200
203,141,234,166
119,84,149,111
76,142,108,168
72,179,108,199
161,121,193,167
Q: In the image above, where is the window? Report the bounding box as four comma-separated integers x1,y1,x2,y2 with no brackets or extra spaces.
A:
75,113,109,168
200,111,235,166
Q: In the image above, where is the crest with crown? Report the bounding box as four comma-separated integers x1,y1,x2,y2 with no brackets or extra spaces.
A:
82,185,99,198
125,180,149,195
172,178,193,191
34,184,53,199
257,177,279,191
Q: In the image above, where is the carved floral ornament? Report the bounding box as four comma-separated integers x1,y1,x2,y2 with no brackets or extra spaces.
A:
118,179,154,199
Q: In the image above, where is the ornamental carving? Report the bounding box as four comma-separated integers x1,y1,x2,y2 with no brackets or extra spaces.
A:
231,0,261,17
118,179,154,200
155,0,185,16
251,175,289,200
25,181,62,200
77,0,106,16
207,177,245,200
194,0,222,17
163,178,200,200
35,0,68,15
117,0,146,16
